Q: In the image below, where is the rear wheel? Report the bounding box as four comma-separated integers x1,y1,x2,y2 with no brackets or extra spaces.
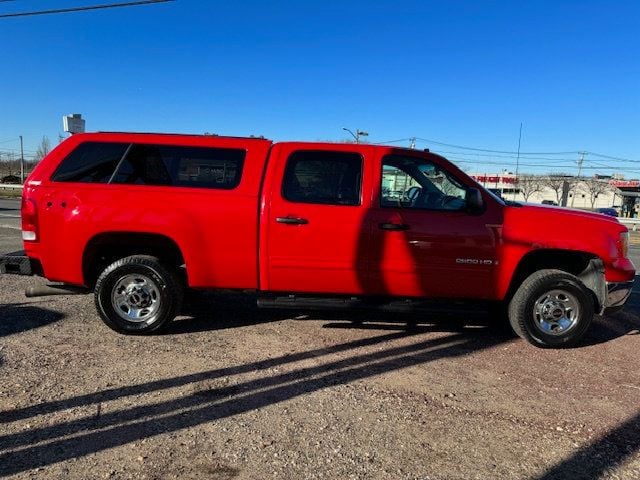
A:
95,255,183,334
508,269,594,348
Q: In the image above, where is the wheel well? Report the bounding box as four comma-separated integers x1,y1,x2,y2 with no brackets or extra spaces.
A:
83,232,186,288
507,250,603,307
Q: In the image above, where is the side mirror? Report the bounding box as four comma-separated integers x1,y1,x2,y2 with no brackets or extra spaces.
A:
465,187,484,214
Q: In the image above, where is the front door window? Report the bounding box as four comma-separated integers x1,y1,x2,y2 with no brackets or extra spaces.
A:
381,155,467,211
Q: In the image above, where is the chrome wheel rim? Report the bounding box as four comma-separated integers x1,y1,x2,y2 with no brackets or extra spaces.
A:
533,289,580,336
111,274,160,323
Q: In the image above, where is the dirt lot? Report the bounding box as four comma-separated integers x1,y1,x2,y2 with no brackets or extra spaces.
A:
1,235,639,479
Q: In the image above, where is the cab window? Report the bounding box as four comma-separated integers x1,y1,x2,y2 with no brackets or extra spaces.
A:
381,155,467,210
282,151,363,206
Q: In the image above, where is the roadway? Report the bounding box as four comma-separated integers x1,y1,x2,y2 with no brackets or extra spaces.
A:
0,198,21,253
0,198,20,222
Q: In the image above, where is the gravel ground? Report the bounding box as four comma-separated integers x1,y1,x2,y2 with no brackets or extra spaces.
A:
1,229,639,479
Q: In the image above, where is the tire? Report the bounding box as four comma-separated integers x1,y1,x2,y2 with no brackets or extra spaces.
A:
95,255,183,334
508,269,594,348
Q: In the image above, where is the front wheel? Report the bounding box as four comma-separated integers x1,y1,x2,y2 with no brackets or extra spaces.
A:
508,269,594,348
95,255,183,334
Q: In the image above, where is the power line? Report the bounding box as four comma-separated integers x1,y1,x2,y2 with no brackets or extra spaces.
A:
0,0,174,19
372,138,412,145
414,137,580,155
585,151,640,163
431,150,585,162
376,136,640,167
450,159,577,169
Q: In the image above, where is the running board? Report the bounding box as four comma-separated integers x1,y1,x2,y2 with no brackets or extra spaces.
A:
257,294,487,315
25,283,90,298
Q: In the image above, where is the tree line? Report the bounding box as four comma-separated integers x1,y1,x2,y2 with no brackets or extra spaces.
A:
516,174,613,208
0,136,51,182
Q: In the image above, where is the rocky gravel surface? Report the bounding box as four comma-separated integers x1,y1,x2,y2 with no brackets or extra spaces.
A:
1,262,639,478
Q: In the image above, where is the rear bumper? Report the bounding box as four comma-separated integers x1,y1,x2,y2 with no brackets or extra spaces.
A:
0,251,42,276
603,280,634,315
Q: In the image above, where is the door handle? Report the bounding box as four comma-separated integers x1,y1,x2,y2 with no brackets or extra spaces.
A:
276,216,309,225
379,222,410,231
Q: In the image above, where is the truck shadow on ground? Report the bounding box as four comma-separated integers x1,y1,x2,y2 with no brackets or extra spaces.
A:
0,302,65,338
171,291,640,348
0,298,638,477
171,291,517,341
0,322,637,478
0,327,508,475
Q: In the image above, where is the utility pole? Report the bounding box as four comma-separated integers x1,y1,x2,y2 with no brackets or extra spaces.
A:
19,135,24,184
570,151,586,207
576,151,585,177
514,122,522,201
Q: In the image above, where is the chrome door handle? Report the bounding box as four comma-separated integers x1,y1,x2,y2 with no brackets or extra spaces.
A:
276,216,309,225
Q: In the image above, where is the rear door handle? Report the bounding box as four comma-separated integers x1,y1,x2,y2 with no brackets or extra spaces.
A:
276,216,309,225
379,222,410,231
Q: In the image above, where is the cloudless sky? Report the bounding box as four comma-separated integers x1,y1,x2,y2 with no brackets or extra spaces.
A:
0,0,638,174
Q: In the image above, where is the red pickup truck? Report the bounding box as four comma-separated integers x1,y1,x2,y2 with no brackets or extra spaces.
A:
0,132,634,347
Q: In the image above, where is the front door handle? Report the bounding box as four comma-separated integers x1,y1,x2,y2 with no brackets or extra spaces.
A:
276,216,309,225
379,222,410,231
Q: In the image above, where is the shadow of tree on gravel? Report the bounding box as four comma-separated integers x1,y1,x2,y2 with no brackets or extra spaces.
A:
0,303,64,338
535,410,640,480
0,294,637,476
0,327,509,476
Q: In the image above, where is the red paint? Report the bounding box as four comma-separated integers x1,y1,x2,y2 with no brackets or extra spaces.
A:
22,133,635,300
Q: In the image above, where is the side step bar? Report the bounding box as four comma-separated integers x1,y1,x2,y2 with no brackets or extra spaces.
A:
257,294,487,315
258,295,366,310
25,284,89,298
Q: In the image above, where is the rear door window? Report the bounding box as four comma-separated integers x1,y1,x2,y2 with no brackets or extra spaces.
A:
282,151,363,206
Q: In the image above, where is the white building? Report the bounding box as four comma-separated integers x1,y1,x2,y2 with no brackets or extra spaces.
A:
471,173,640,215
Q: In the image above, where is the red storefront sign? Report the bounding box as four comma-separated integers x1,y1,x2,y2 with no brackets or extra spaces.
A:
472,175,517,184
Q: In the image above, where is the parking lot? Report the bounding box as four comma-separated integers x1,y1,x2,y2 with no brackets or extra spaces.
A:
1,198,639,480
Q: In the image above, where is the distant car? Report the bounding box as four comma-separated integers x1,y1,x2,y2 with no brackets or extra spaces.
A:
541,200,558,206
595,207,618,217
1,175,20,184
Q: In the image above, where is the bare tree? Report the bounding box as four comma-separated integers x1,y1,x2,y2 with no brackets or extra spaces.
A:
540,174,570,205
578,179,612,208
34,136,51,162
516,175,543,201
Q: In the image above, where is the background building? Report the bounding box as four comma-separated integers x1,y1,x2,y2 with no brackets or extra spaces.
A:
471,172,640,216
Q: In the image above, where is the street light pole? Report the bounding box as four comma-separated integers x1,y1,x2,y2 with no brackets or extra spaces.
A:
342,127,368,144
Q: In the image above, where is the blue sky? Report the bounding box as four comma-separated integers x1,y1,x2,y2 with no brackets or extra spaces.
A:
0,0,638,175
